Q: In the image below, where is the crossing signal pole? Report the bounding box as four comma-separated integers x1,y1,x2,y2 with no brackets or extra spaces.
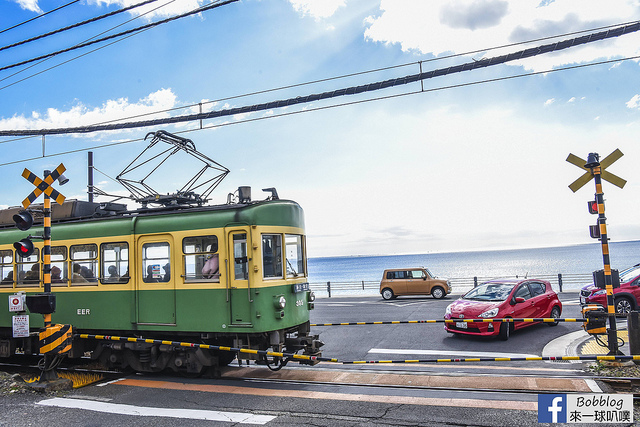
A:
17,164,70,382
567,150,626,356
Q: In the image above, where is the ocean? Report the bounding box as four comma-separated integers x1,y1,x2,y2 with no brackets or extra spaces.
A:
307,240,640,292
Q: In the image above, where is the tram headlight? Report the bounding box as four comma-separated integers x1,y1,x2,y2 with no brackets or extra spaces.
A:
274,295,286,309
309,291,316,302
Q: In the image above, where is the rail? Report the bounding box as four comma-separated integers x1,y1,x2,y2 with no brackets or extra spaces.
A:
310,273,593,297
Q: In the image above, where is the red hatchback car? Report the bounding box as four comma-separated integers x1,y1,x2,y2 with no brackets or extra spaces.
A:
580,263,640,314
444,279,562,340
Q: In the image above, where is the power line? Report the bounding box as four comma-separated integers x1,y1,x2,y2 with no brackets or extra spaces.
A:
1,20,637,137
0,0,160,53
0,0,239,74
49,19,640,129
0,0,81,35
1,51,637,168
0,0,179,89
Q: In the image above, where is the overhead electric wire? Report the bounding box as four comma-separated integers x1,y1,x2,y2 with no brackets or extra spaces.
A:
1,52,638,168
0,0,81,35
0,0,160,53
1,20,638,137
0,0,180,91
42,18,640,129
0,0,239,74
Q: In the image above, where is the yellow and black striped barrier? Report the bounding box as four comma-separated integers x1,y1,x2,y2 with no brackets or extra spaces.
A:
311,317,586,327
77,334,640,366
40,324,72,355
77,334,340,363
343,354,640,364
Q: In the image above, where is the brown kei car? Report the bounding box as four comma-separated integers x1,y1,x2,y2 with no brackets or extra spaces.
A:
380,268,451,300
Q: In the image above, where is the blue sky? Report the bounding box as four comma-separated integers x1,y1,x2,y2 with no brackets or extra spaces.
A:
1,0,640,258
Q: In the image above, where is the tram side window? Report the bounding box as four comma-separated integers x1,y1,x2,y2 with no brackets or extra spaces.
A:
0,250,13,287
262,234,282,279
233,234,248,280
70,244,98,285
183,236,219,282
101,243,129,284
285,234,305,278
50,246,68,287
16,248,40,287
142,242,170,283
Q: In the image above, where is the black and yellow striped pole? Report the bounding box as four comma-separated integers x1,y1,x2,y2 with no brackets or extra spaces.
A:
584,154,623,356
18,165,69,383
568,151,627,356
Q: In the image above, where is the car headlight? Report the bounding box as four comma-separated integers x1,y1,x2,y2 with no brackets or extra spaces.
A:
479,308,499,318
445,304,453,316
593,290,606,296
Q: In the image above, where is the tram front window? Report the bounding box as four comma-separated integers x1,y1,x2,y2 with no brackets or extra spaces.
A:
262,234,282,278
233,234,248,280
285,234,304,278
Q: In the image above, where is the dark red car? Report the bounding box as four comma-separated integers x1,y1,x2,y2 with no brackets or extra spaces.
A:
444,278,562,340
580,263,640,314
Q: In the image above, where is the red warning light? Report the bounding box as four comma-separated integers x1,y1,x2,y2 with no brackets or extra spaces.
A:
587,200,599,215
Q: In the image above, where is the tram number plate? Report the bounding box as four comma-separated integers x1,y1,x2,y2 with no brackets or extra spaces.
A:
455,322,467,329
292,283,310,293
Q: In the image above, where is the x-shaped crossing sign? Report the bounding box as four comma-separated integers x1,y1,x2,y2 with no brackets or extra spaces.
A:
566,149,626,193
21,164,67,209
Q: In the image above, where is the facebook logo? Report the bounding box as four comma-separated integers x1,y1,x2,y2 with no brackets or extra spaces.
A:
538,394,567,423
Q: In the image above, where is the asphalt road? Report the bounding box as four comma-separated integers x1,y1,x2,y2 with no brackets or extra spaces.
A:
310,291,586,373
0,291,610,427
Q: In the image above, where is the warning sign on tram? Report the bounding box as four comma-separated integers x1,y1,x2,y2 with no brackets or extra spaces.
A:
12,315,29,338
8,294,25,312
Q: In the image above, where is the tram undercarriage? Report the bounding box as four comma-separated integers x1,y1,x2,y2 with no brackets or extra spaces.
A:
86,323,323,375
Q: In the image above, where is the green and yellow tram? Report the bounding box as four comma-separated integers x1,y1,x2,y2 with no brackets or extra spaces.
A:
0,190,321,374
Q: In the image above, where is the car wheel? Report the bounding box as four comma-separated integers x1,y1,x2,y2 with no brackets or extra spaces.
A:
615,297,634,314
381,288,394,300
431,286,445,299
499,321,510,341
548,306,560,327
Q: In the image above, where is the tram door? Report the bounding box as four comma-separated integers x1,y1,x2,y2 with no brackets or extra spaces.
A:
136,235,176,325
227,228,252,325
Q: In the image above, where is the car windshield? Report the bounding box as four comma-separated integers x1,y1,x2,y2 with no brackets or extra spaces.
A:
463,283,515,302
620,265,640,282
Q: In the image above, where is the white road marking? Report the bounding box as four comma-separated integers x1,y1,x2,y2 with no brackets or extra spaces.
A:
369,348,540,359
585,379,603,392
37,398,276,425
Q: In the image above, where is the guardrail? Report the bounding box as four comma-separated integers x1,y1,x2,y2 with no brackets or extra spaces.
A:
310,273,593,297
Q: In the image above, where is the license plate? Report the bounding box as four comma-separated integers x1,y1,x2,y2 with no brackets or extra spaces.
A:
455,322,467,329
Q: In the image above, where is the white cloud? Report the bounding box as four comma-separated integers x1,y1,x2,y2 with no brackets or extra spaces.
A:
544,98,555,106
567,97,576,103
289,0,346,19
626,94,640,109
0,88,178,133
13,0,41,13
364,0,640,72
